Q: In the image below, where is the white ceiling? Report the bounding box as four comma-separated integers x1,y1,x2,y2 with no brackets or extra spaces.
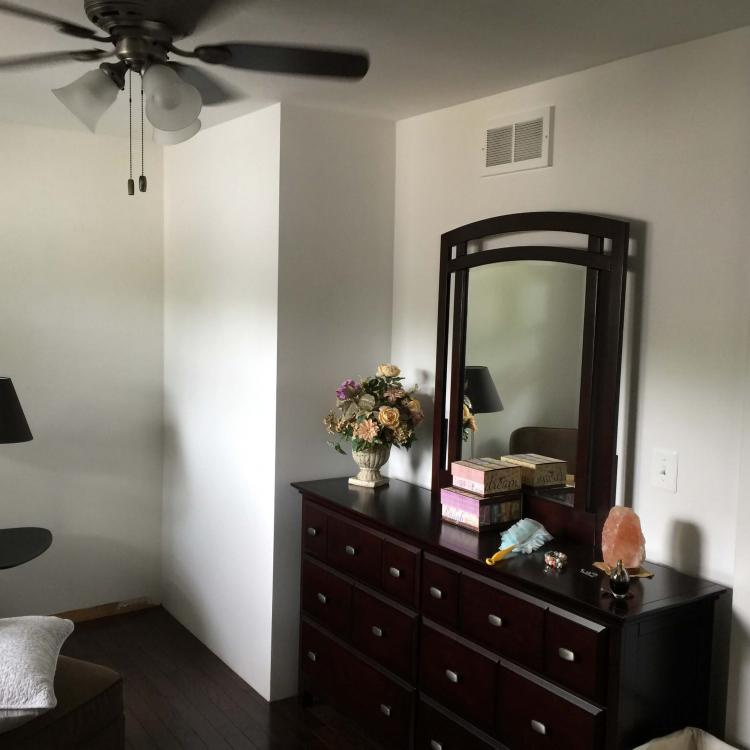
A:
1,0,749,135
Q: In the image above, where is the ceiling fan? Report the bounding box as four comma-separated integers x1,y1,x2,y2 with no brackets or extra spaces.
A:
0,1,370,191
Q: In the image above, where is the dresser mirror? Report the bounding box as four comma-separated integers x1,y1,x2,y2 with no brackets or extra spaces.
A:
432,212,630,546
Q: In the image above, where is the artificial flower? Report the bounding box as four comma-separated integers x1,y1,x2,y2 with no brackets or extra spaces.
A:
325,364,420,453
377,364,401,378
384,386,406,403
336,378,359,401
378,406,400,429
406,398,423,415
353,418,379,442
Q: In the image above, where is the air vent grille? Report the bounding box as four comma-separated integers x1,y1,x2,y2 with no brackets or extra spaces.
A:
485,125,513,167
481,107,553,177
513,117,544,161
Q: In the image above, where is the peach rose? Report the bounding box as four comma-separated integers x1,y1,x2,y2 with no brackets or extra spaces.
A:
377,363,401,378
406,398,423,415
378,406,400,429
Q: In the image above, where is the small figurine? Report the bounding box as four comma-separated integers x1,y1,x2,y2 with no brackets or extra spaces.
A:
609,559,631,599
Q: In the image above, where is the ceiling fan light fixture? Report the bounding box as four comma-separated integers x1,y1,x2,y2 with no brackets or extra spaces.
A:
153,118,201,145
52,68,119,132
143,63,202,132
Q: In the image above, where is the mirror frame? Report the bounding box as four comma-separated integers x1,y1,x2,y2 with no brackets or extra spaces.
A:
431,211,630,547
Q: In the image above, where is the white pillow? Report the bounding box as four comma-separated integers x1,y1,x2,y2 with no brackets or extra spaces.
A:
0,616,74,733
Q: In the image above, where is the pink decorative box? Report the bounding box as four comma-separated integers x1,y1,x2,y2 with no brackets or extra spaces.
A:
450,458,521,495
440,486,523,532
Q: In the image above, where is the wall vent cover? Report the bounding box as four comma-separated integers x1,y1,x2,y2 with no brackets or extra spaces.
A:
481,106,553,176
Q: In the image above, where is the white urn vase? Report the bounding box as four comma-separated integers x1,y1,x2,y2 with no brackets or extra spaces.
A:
349,444,391,488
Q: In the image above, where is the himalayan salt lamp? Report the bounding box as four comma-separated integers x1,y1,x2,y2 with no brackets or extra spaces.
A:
601,506,646,569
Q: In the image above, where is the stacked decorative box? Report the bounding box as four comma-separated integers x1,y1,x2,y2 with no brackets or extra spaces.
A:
500,452,567,488
441,458,523,532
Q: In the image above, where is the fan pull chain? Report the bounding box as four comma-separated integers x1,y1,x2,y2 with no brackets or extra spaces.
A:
139,73,147,193
127,68,134,196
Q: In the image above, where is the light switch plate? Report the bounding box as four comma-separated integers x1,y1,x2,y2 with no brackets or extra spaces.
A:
652,449,678,493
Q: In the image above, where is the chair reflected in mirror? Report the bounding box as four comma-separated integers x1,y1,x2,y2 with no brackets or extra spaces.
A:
508,425,578,475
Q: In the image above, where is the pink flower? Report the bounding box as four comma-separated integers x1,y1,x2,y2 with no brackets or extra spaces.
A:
353,418,379,443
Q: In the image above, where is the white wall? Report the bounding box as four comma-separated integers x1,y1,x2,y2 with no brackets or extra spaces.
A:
389,27,750,741
270,103,395,699
0,122,164,616
162,105,281,700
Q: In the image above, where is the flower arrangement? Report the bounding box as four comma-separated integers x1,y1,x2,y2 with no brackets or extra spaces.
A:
324,364,423,454
462,398,477,441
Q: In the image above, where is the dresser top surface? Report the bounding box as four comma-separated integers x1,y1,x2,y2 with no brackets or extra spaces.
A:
293,477,725,622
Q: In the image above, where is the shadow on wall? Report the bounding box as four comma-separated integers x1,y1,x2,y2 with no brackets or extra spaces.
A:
670,519,703,578
726,608,750,749
387,371,434,479
620,220,648,508
668,518,733,742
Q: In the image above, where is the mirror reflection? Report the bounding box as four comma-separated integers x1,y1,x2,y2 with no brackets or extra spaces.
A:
460,260,587,490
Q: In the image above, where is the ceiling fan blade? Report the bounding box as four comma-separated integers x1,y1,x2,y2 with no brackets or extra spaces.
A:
168,62,241,106
0,1,107,41
193,43,369,79
0,49,111,70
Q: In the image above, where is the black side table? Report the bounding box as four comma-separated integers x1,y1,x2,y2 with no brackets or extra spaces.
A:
0,527,52,569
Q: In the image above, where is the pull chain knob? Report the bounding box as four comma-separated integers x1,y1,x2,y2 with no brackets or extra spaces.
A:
127,178,135,196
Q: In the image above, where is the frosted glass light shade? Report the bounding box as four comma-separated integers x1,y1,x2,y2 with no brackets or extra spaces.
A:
153,118,201,145
52,69,119,132
144,64,201,132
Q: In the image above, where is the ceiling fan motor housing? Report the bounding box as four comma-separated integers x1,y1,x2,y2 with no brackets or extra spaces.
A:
85,0,194,43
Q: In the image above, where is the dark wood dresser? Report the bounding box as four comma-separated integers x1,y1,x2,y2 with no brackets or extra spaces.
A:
293,477,725,750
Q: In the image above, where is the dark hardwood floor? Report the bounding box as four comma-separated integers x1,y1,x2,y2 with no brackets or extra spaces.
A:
62,606,381,750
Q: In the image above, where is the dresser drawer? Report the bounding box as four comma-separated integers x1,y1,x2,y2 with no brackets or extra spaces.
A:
301,500,327,560
382,538,420,607
300,619,335,695
416,699,500,750
351,587,418,681
545,609,607,702
498,664,603,750
420,620,499,731
328,515,382,587
349,656,415,750
460,573,545,671
301,558,352,637
421,556,460,629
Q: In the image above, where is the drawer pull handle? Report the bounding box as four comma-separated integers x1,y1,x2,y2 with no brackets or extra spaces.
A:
388,566,401,578
316,592,327,605
379,704,391,717
488,614,503,627
345,545,357,556
306,527,318,537
307,650,317,662
429,742,443,750
371,625,383,638
558,647,576,662
445,669,459,683
429,586,444,600
531,719,547,736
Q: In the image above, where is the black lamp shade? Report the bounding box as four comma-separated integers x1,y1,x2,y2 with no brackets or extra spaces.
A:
0,378,32,443
464,366,503,414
